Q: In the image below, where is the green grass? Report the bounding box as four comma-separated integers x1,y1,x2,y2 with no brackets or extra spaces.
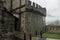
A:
42,32,60,39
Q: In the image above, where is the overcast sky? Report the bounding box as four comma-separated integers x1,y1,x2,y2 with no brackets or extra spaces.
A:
30,0,60,24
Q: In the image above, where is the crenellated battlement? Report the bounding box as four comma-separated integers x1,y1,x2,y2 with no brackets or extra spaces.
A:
26,1,42,9
26,0,46,16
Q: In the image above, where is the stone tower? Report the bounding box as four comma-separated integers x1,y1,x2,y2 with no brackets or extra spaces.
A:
0,0,46,40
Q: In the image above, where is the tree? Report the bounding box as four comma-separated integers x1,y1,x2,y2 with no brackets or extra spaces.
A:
48,20,60,26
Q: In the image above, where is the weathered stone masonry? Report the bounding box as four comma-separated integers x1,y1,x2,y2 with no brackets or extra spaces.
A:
0,0,46,40
46,25,60,33
0,0,19,40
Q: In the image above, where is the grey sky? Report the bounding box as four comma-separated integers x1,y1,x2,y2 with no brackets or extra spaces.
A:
30,0,60,24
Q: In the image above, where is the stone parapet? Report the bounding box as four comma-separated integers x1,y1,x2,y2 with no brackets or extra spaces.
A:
25,0,46,16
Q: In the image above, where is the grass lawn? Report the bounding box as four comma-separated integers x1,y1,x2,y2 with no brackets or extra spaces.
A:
42,32,60,39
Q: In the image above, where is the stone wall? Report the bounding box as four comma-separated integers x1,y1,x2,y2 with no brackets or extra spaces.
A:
0,11,15,40
0,1,19,40
25,11,45,36
25,0,46,16
1,0,46,40
47,26,60,33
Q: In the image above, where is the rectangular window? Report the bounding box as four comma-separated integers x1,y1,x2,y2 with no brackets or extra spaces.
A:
15,18,20,31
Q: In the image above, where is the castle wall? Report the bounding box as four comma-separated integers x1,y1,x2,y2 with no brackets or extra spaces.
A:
47,26,60,33
0,0,46,40
0,10,15,40
25,12,44,36
25,0,46,16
